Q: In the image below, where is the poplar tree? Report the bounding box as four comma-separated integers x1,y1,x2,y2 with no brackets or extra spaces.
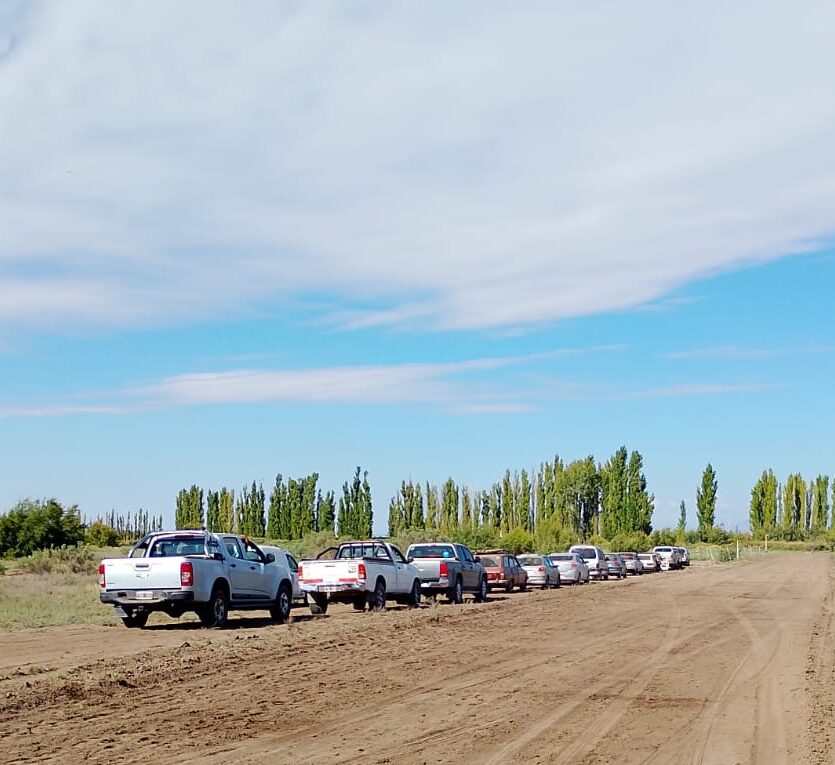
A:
461,487,472,530
218,487,234,532
812,475,829,532
206,490,220,532
318,490,336,535
696,464,718,538
677,500,687,536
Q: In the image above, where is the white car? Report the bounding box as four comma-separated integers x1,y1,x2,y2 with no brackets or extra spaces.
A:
548,553,590,584
652,546,682,571
568,545,609,580
261,545,305,604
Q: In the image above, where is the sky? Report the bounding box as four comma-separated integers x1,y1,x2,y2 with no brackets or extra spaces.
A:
1,1,834,534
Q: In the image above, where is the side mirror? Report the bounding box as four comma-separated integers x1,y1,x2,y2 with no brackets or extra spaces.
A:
406,557,414,564
213,552,224,561
265,553,276,564
474,556,481,564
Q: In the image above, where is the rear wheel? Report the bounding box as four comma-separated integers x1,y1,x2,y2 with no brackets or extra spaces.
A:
121,610,148,629
448,577,464,604
505,580,514,593
199,587,229,628
475,577,488,603
367,578,386,612
307,592,328,616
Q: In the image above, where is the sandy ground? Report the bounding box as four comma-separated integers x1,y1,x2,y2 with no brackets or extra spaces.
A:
1,554,833,765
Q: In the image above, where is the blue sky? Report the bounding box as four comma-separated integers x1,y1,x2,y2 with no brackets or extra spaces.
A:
2,2,834,533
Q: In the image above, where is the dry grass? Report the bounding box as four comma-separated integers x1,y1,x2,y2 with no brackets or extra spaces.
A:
0,572,116,630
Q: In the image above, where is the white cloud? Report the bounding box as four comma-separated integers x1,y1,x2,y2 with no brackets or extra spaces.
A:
1,1,834,334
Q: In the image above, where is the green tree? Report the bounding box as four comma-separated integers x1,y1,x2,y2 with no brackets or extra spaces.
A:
696,464,718,539
677,500,687,536
461,487,472,530
0,499,85,556
811,475,829,533
218,487,235,533
206,490,220,532
338,467,372,538
267,475,287,539
318,490,336,535
425,483,439,530
440,478,459,534
761,470,778,533
600,446,627,538
175,485,204,529
86,521,120,547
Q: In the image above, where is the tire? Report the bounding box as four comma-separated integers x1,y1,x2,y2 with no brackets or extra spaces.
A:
199,587,229,628
367,578,386,612
554,574,561,589
475,577,488,603
307,592,328,617
505,581,514,593
448,577,464,604
407,579,422,609
121,610,148,629
520,580,527,592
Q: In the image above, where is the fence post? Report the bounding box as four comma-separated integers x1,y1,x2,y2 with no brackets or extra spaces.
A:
736,539,740,561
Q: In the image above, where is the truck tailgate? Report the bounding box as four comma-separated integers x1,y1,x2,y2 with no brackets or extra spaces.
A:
413,560,442,581
103,558,183,591
303,559,361,584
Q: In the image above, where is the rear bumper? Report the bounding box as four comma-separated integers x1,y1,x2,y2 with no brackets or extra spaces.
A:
100,590,194,607
300,582,365,594
419,579,451,592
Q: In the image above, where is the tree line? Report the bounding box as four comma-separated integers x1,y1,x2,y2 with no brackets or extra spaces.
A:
174,467,372,539
749,469,834,539
388,447,655,540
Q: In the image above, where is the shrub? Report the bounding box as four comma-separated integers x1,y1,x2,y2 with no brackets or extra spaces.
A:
609,531,652,553
500,528,535,554
0,499,85,557
17,546,100,576
86,522,120,548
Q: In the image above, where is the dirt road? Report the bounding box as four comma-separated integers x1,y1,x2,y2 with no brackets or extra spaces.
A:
1,554,833,764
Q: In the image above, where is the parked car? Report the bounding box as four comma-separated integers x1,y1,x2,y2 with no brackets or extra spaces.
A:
517,554,561,589
614,551,644,576
299,540,422,614
676,547,691,567
405,542,488,603
548,552,590,584
99,530,295,628
637,553,659,572
605,553,627,579
652,546,682,571
261,545,305,605
568,545,609,580
476,550,528,592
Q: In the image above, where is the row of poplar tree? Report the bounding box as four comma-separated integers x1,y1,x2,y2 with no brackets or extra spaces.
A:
174,467,373,539
387,447,654,538
749,470,834,537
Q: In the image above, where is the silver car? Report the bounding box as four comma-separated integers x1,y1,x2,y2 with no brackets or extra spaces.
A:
614,551,644,576
517,554,561,589
548,553,590,584
652,546,682,570
676,547,690,567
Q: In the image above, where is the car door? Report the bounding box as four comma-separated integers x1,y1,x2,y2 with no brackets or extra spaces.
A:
390,545,411,593
241,539,271,599
372,543,398,592
284,552,301,599
220,536,252,599
457,545,475,590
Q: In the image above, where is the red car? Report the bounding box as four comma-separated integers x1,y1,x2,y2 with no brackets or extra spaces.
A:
475,550,528,593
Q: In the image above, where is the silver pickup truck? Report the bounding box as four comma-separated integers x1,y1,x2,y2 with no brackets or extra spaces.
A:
405,542,488,603
99,530,295,628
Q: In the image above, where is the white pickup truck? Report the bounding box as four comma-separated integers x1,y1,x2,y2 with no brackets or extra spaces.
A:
99,530,295,628
298,540,422,614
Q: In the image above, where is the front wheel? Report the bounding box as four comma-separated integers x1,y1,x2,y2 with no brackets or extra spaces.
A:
121,610,148,629
475,577,488,603
199,587,229,628
407,579,422,609
519,580,527,592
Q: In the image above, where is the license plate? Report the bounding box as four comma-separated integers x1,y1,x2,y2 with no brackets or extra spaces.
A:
135,590,155,600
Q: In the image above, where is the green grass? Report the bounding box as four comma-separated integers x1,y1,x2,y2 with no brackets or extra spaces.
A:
0,572,116,630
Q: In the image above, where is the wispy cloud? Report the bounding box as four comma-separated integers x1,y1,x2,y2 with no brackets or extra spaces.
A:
2,348,623,418
1,3,834,336
664,344,835,360
619,383,780,399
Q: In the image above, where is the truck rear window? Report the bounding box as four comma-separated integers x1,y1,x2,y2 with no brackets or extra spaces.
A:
148,537,207,557
409,545,456,559
573,548,596,560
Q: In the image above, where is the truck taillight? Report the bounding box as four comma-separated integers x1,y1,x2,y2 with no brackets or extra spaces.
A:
570,563,577,569
98,563,105,588
298,564,304,581
357,563,367,580
537,566,545,572
180,561,193,587
439,562,448,578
